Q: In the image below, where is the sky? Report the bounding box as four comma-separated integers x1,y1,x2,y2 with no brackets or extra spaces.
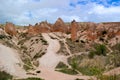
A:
0,0,120,25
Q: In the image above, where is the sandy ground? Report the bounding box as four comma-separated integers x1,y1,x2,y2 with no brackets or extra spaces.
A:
0,44,26,77
38,67,91,80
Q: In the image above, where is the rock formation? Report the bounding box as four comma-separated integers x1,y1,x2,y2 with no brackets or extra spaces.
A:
5,22,17,36
52,18,68,33
27,21,52,36
27,24,38,35
71,20,78,41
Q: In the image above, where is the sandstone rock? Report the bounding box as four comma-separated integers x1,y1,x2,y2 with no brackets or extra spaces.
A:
52,18,68,33
5,22,17,36
71,20,78,41
86,30,97,41
27,21,52,36
27,24,38,35
39,21,51,33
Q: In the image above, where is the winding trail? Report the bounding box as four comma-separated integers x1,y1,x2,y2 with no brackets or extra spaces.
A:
39,33,63,70
37,33,93,80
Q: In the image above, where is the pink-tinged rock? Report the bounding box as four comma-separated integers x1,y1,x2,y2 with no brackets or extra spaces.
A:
71,20,78,41
5,22,17,36
52,18,68,33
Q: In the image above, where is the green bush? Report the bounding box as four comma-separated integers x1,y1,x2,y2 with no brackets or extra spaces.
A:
0,71,13,80
88,44,107,59
0,35,6,39
95,44,107,56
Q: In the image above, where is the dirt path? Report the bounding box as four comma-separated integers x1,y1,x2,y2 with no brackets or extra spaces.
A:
37,33,93,80
39,33,64,70
38,67,92,80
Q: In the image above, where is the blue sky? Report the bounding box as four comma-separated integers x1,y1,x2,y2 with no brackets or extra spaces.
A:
0,0,120,25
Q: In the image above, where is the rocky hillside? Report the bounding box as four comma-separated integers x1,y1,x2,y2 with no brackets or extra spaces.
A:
0,19,120,80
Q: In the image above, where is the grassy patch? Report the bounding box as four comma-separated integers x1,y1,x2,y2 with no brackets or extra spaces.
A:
66,38,85,53
78,66,103,76
56,68,78,75
55,62,68,69
55,61,78,75
97,74,120,80
88,44,107,59
23,58,34,71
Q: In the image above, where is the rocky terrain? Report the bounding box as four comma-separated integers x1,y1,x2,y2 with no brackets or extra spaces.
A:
0,18,120,80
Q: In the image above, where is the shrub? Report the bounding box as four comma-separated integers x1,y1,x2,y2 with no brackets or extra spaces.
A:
0,35,6,39
23,58,33,71
88,44,107,59
88,50,95,59
70,57,79,71
95,44,107,56
0,71,13,80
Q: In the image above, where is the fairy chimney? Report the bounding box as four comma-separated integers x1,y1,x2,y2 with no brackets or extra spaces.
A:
53,18,68,33
71,20,78,41
5,22,17,36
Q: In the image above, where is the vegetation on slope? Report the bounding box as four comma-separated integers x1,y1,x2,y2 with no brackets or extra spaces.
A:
0,71,13,80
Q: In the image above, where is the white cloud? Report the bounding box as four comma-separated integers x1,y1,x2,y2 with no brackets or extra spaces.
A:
60,15,81,22
0,0,120,25
92,5,120,14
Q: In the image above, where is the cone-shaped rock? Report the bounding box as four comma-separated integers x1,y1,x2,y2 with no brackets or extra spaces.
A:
53,18,68,33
